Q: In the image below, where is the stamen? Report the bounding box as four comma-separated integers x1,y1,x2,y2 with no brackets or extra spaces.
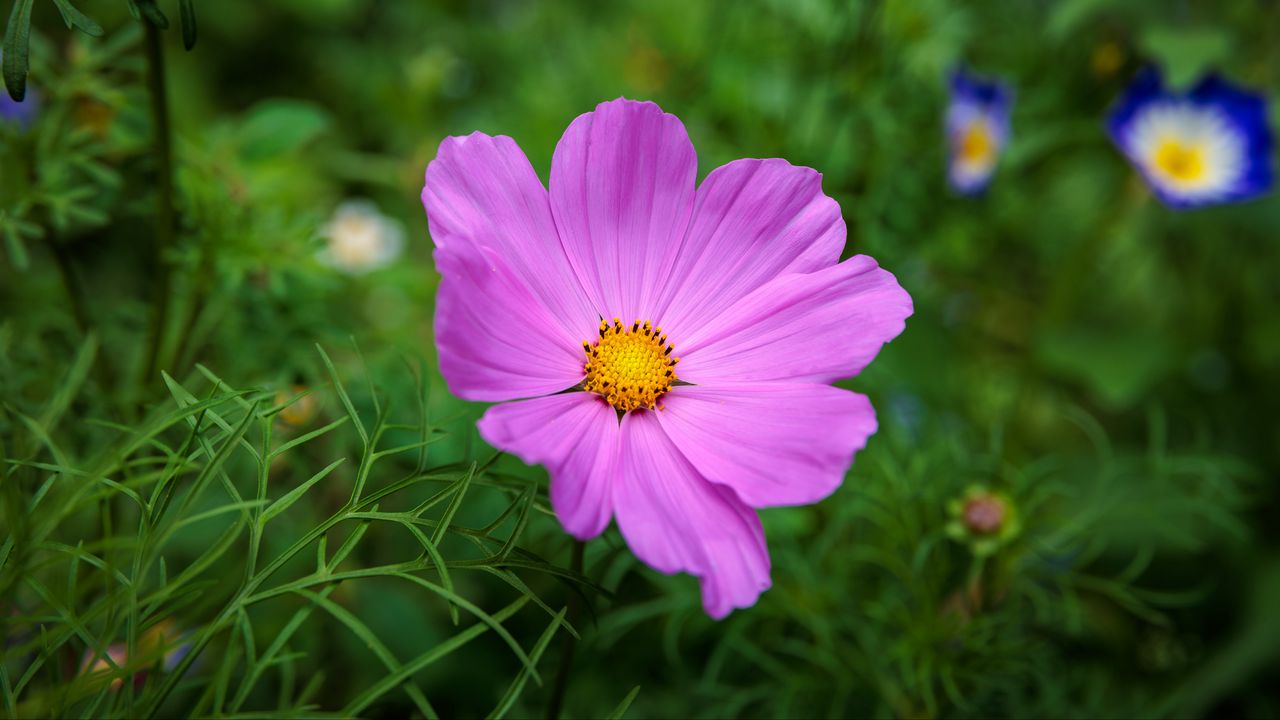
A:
1152,138,1206,183
581,318,680,413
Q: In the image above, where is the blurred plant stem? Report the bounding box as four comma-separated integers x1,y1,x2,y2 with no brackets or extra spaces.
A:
966,555,988,611
45,235,115,391
172,247,214,374
546,540,584,720
46,238,90,337
139,18,176,389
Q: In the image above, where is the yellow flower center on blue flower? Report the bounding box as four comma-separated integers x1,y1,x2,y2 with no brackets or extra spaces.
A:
582,318,679,412
1152,139,1206,183
957,120,996,165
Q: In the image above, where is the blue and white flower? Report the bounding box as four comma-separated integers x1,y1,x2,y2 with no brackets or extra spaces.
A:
946,68,1013,195
1107,69,1273,209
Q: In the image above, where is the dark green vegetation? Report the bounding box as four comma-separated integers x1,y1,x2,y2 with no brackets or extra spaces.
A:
3,1,1279,717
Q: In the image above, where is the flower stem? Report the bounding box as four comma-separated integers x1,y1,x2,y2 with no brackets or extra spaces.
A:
140,18,176,387
546,540,584,720
46,234,116,391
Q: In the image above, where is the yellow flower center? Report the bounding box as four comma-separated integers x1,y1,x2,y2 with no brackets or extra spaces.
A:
1152,139,1206,182
957,120,995,165
582,318,679,412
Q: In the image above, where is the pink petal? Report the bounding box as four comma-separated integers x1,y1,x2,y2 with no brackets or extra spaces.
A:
676,255,913,384
614,411,771,619
477,392,618,539
424,132,598,339
656,159,846,337
657,383,876,508
549,99,697,323
434,246,584,402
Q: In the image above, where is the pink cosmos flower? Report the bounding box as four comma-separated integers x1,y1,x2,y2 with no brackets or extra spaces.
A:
422,99,912,618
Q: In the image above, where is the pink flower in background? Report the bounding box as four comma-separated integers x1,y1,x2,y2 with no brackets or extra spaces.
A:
423,99,912,618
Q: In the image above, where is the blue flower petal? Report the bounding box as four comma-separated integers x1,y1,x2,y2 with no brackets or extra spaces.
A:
1106,68,1274,209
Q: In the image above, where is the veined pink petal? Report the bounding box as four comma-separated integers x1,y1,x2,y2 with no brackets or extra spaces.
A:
655,159,845,337
434,246,584,402
614,411,771,619
676,255,912,385
657,383,876,508
477,393,618,539
550,99,697,323
424,132,597,339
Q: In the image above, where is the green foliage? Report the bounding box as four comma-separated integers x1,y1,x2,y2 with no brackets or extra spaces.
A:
4,0,170,101
2,343,584,717
3,0,1279,718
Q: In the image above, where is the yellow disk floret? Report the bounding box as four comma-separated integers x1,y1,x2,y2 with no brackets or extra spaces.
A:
1152,138,1206,183
957,119,996,166
582,318,679,412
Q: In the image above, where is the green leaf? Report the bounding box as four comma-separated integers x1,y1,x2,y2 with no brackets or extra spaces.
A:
178,0,197,49
261,458,345,524
342,597,529,716
239,101,333,161
294,589,437,718
1036,328,1176,410
487,608,566,720
315,344,366,446
431,463,475,547
605,686,642,720
2,0,34,101
38,335,98,435
269,416,350,460
3,222,31,271
1140,26,1232,89
134,0,169,29
1045,0,1112,41
50,0,104,37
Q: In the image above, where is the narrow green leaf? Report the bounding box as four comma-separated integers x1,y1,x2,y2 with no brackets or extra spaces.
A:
342,597,529,716
38,335,98,435
495,485,536,562
144,517,248,620
229,586,337,712
134,0,169,28
487,608,566,720
294,589,436,718
50,0,104,36
605,685,642,719
178,0,196,49
3,225,30,270
261,458,345,524
173,499,270,530
431,463,475,547
370,435,445,460
245,565,539,683
1,662,14,716
269,417,349,460
475,567,578,638
163,397,261,524
389,571,539,684
328,510,375,570
161,371,261,463
2,0,33,100
316,344,367,446
384,516,459,625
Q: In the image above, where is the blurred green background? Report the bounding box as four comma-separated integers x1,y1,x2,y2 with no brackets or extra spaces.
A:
3,0,1279,717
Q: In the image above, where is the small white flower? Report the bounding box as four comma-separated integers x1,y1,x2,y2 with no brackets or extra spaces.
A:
318,200,405,274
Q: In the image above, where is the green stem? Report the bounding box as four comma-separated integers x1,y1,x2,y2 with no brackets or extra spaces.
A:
46,235,116,391
546,541,585,720
171,249,212,373
140,18,176,387
966,554,988,611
